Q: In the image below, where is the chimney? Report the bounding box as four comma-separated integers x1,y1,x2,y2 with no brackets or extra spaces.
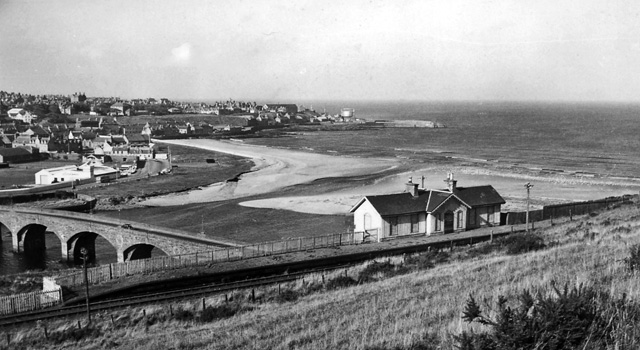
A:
405,177,419,197
445,173,457,192
89,165,95,178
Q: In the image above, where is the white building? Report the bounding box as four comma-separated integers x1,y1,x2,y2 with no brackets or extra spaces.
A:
7,108,35,123
349,174,505,242
35,157,118,185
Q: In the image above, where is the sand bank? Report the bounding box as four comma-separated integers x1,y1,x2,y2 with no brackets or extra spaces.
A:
143,139,640,215
141,139,398,206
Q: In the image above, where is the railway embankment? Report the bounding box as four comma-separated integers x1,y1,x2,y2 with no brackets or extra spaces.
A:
63,216,563,302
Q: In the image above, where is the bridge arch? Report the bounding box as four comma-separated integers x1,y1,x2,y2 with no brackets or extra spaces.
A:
15,223,49,256
66,231,118,265
123,244,169,261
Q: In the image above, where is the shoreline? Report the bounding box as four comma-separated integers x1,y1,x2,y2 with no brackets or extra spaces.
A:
145,139,640,214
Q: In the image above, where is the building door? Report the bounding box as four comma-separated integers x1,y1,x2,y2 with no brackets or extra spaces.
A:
444,211,454,234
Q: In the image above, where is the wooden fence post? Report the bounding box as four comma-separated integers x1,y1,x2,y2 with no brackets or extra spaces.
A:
490,230,493,242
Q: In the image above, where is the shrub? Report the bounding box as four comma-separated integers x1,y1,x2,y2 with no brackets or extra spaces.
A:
456,284,640,350
500,232,545,255
199,303,241,322
465,241,501,259
325,275,358,290
625,243,640,272
173,308,194,321
48,326,102,344
405,250,450,269
358,260,401,283
276,289,300,303
364,333,440,350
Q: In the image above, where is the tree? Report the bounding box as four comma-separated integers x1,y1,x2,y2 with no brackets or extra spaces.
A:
48,104,61,114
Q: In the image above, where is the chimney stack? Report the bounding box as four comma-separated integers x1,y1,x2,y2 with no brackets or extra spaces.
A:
405,177,419,197
445,173,457,192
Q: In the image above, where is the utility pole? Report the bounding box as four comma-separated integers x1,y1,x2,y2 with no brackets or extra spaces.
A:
80,247,92,325
525,182,533,233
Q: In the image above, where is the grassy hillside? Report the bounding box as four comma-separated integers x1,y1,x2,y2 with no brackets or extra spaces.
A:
6,203,640,350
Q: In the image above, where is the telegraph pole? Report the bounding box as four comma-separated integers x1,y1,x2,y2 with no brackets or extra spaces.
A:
525,182,533,233
80,247,92,325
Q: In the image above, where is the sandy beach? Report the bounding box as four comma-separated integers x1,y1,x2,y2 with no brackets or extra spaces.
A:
141,139,640,215
141,139,399,207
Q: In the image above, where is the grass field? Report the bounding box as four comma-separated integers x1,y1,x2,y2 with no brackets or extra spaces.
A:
5,203,640,349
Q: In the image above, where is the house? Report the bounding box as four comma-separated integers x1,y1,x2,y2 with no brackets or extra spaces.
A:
7,108,35,123
110,103,132,116
0,147,40,163
349,174,505,242
34,157,118,185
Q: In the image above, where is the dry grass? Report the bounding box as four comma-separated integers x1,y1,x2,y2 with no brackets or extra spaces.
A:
5,205,640,350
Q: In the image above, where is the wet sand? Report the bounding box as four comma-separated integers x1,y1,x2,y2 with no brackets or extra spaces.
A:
143,139,640,214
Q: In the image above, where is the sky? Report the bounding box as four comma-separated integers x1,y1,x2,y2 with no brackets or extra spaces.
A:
1,0,640,102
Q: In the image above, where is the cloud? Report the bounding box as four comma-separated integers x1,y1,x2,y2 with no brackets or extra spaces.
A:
171,43,192,63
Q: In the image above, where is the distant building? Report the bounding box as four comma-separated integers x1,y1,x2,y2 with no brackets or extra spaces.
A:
7,108,35,123
34,157,117,185
350,174,505,242
0,147,40,164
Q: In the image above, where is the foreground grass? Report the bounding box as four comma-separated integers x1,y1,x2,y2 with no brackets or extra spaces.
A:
5,205,640,349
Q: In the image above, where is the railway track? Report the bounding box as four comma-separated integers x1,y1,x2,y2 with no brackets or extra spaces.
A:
0,225,529,328
0,266,349,327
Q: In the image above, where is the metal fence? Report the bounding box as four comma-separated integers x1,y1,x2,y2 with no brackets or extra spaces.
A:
55,231,366,286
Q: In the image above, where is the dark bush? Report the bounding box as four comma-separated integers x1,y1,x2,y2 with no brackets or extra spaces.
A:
625,244,640,272
500,232,546,255
173,308,194,321
364,333,440,350
325,275,358,290
465,241,501,259
199,303,241,322
456,284,640,350
48,326,102,344
405,250,450,269
358,260,400,282
276,289,300,303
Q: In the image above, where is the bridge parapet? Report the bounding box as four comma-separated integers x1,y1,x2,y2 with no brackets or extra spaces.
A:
0,206,240,263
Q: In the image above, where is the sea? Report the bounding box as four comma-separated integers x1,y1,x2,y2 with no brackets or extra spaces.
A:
273,100,640,178
2,100,640,276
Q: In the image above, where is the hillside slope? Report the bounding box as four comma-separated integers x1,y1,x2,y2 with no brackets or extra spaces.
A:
6,203,640,350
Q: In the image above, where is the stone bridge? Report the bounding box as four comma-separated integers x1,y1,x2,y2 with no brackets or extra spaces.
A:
0,206,240,264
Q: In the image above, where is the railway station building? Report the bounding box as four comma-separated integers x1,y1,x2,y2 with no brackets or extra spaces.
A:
349,174,505,242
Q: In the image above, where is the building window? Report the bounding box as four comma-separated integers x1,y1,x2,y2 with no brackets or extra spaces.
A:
488,206,495,224
410,214,419,233
435,214,441,231
456,211,463,229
